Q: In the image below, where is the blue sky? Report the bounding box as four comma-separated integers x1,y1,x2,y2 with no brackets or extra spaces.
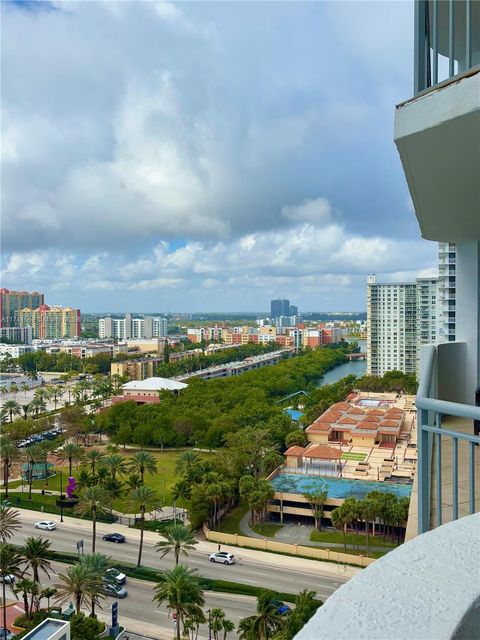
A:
1,1,438,312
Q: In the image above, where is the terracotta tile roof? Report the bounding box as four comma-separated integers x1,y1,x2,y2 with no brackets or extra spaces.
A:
306,422,332,433
368,409,385,416
338,417,358,425
284,446,306,457
362,415,381,422
304,445,342,460
356,422,379,431
380,420,401,428
347,407,365,415
330,402,351,412
385,409,403,416
319,411,342,422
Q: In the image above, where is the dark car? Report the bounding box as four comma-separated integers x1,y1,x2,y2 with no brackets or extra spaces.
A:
271,599,291,615
102,533,126,544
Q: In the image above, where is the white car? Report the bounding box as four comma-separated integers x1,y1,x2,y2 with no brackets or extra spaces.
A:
0,574,15,584
35,520,56,531
209,552,235,565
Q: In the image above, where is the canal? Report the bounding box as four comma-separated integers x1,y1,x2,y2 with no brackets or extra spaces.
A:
315,339,367,388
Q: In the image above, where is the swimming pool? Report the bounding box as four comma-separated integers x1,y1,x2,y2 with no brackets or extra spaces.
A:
270,474,412,499
356,398,393,407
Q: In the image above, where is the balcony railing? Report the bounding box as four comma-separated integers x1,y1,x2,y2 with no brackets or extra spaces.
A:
414,0,479,94
416,344,480,534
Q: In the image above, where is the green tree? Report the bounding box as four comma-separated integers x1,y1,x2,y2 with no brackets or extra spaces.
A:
303,485,328,531
21,536,53,583
331,505,349,553
13,577,38,621
152,564,205,640
103,453,127,482
83,449,105,480
175,451,199,478
40,586,57,611
21,382,30,397
3,399,21,422
79,553,110,617
0,544,24,629
57,443,85,476
125,485,161,567
127,450,157,483
54,562,104,615
0,437,22,498
24,444,43,500
285,430,307,448
155,522,198,566
0,506,22,543
210,608,235,640
76,486,112,552
237,590,283,640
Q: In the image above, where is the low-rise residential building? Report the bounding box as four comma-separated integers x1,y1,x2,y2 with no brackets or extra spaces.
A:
0,343,34,359
20,305,81,339
45,341,128,359
111,356,163,380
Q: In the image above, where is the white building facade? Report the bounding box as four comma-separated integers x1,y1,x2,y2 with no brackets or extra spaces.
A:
99,315,167,340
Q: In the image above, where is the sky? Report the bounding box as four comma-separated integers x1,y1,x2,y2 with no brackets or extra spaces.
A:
1,0,439,313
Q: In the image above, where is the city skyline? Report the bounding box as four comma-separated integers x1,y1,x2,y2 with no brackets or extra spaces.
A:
1,0,438,312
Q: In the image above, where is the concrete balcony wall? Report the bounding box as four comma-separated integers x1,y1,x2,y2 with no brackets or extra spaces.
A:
294,514,480,640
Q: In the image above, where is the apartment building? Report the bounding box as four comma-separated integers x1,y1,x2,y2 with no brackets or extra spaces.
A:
0,288,44,327
187,326,223,343
0,325,33,344
367,277,418,376
437,242,456,342
99,314,167,340
20,305,81,339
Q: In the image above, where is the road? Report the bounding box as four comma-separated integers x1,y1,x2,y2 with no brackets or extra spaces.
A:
15,512,350,601
3,561,257,639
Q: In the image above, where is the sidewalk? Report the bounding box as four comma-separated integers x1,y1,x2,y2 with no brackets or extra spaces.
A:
16,507,360,579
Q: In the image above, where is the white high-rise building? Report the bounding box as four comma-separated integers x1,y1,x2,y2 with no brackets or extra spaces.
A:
99,315,167,340
437,242,456,343
367,277,418,376
416,277,438,375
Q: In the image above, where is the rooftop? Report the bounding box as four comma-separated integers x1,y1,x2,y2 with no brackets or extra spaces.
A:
122,377,187,392
22,618,70,640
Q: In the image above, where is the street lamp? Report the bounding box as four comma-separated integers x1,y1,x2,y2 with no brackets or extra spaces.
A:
207,609,211,640
59,470,64,523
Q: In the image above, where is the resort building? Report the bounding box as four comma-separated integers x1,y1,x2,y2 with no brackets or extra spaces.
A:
20,305,81,339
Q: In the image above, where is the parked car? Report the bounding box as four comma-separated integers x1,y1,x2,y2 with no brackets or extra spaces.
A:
102,533,126,544
209,552,236,565
0,574,15,584
105,568,126,585
271,599,291,615
103,581,128,598
35,521,56,531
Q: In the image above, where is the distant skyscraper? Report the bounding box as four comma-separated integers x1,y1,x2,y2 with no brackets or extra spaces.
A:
437,242,456,343
271,299,291,319
289,305,298,317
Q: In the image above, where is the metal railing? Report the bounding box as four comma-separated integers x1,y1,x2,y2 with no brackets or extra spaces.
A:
416,345,480,533
414,0,478,94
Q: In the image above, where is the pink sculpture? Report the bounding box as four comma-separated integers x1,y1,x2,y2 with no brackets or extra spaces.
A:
66,476,76,500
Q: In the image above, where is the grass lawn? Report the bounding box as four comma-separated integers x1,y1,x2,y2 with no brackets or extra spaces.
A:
341,452,366,461
310,529,397,549
7,449,213,509
250,523,284,537
217,504,249,534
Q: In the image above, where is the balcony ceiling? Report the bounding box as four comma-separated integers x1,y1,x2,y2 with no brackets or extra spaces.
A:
395,70,480,242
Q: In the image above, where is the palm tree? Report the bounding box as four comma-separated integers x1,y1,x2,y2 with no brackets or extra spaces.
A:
103,453,127,482
155,523,198,566
331,505,349,553
0,386,8,397
21,382,30,397
37,440,52,487
0,506,21,543
210,608,235,640
40,586,57,611
26,370,38,383
48,385,64,410
3,399,21,422
153,565,205,640
34,387,48,402
128,450,157,483
83,449,105,480
237,590,283,640
21,536,52,583
0,438,22,498
79,553,110,617
57,443,84,476
9,382,18,397
171,478,191,507
14,577,37,621
30,397,47,417
126,485,161,567
20,403,31,420
184,606,206,640
361,498,377,557
0,544,24,630
175,451,199,478
54,561,104,615
76,486,111,552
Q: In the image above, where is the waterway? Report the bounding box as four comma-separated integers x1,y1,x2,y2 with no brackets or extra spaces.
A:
315,339,367,388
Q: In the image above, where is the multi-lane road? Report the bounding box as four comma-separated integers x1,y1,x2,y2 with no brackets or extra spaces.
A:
12,510,352,637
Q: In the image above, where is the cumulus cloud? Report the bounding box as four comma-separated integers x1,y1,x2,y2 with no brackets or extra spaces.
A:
282,197,333,225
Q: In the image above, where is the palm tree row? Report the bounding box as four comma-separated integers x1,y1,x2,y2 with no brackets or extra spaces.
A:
331,491,410,555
